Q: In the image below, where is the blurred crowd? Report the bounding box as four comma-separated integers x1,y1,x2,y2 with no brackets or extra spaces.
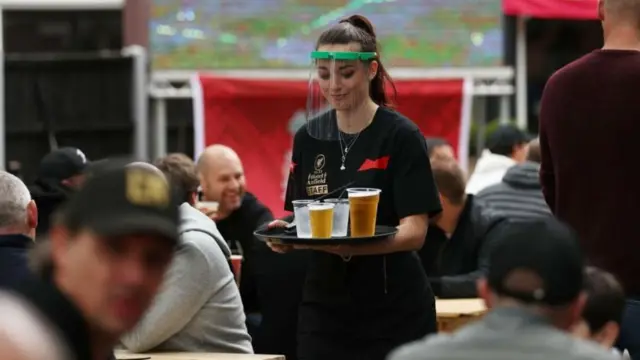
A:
0,124,630,360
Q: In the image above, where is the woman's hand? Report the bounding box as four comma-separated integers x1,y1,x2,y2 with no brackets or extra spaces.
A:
293,244,352,257
266,220,294,254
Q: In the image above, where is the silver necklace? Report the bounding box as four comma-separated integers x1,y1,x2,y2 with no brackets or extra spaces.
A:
339,130,361,170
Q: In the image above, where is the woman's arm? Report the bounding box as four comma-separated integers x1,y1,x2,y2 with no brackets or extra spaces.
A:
338,214,429,255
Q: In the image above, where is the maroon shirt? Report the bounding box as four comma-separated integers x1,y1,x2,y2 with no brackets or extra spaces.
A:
539,49,640,296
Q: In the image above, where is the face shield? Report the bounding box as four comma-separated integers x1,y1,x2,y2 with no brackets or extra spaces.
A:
305,51,377,142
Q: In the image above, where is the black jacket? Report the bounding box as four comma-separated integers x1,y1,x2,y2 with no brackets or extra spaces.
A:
476,161,551,222
419,195,509,298
0,234,33,290
29,178,73,236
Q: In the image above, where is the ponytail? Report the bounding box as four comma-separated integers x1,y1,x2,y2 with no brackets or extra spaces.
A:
341,15,396,107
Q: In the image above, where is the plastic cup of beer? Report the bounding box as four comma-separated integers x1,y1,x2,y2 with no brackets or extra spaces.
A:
324,198,349,237
346,188,381,237
308,202,335,239
292,200,314,238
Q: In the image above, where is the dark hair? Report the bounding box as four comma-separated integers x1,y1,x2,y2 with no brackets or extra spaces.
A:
582,267,626,333
154,153,199,205
431,159,467,205
316,14,396,107
425,137,451,157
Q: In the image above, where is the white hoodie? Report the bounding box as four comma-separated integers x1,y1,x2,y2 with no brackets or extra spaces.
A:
466,149,517,195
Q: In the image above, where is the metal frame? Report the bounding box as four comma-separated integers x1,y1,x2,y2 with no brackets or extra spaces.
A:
148,67,515,159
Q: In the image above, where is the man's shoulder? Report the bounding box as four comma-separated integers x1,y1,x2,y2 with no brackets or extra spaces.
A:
240,192,273,221
389,327,618,360
388,333,459,360
475,181,510,200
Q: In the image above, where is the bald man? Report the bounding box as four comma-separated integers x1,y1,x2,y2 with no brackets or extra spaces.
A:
197,145,247,219
197,145,307,360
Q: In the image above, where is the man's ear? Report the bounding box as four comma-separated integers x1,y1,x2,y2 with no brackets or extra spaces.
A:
593,321,620,349
598,0,605,22
48,225,70,267
26,200,38,230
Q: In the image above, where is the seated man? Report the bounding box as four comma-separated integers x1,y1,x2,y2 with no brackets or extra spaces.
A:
197,144,307,360
419,159,509,298
476,138,551,221
390,218,618,360
466,125,530,194
0,171,38,289
29,147,89,236
121,156,252,354
573,267,628,358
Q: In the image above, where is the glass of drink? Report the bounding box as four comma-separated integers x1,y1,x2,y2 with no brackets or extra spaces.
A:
324,198,349,237
292,200,314,238
308,202,335,239
346,188,381,237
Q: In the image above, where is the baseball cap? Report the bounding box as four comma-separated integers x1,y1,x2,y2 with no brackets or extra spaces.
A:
487,125,532,154
59,161,180,244
488,218,585,306
38,147,90,180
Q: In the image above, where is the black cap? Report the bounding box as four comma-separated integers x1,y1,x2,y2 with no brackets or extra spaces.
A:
487,125,532,154
488,218,584,306
38,147,90,180
60,161,180,244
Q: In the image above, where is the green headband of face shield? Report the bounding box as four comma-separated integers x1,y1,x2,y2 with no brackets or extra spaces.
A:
310,51,377,61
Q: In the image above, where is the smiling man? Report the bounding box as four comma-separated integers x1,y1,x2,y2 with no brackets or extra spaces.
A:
0,160,180,360
196,145,307,360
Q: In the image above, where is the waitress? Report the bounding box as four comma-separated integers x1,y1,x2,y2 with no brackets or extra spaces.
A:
268,14,442,360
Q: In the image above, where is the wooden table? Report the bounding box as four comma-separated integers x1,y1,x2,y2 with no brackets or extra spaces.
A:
115,350,284,360
436,298,487,332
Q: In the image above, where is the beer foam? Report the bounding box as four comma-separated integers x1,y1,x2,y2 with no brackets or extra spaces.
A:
308,203,334,211
347,189,381,197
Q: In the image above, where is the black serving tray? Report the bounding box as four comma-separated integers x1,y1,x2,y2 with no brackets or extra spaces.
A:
254,225,397,245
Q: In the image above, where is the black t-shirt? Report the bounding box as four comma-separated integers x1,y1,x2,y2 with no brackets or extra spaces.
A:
216,192,273,312
285,107,442,309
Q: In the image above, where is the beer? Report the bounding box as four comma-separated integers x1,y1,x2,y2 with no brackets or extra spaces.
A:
308,203,335,239
347,188,381,237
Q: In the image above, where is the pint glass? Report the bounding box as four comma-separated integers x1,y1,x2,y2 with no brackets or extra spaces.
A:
308,202,335,239
292,200,314,238
347,188,381,237
324,198,349,237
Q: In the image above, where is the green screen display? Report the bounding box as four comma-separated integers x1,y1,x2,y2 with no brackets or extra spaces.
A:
150,0,503,70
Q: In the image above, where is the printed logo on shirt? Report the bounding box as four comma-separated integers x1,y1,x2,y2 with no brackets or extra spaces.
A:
306,154,328,196
358,156,390,172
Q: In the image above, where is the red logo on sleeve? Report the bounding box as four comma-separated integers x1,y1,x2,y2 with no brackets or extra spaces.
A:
358,156,390,172
290,162,297,173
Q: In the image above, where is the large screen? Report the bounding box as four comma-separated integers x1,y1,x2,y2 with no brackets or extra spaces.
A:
150,0,503,70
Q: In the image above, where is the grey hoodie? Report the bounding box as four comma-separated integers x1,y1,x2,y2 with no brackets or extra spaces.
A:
475,162,551,222
121,203,253,354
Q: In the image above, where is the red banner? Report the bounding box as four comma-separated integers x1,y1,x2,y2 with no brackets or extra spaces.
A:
193,76,471,218
503,0,598,19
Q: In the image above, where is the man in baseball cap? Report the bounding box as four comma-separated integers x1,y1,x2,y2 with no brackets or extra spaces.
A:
29,147,91,236
3,160,180,360
390,218,618,360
